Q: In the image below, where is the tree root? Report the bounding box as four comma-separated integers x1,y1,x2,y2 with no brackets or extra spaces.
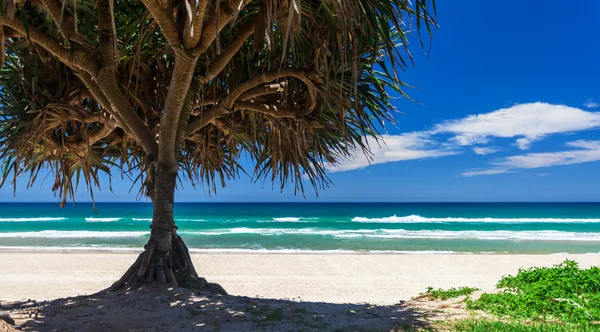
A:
109,234,226,294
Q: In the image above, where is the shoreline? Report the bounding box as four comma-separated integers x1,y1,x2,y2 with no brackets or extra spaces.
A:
1,251,598,305
1,246,599,255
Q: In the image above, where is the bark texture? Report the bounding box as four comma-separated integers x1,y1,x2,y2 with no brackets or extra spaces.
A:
109,167,226,294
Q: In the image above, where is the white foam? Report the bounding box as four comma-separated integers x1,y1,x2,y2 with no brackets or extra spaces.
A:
0,246,462,254
1,246,598,255
183,228,377,236
0,246,142,252
186,248,461,254
0,217,67,222
2,227,599,242
351,215,600,223
132,218,152,221
272,217,301,222
85,217,121,222
182,228,600,242
358,229,600,241
264,217,321,223
0,230,147,238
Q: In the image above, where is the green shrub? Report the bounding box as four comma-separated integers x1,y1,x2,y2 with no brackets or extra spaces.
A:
467,260,600,324
424,286,480,300
454,319,600,332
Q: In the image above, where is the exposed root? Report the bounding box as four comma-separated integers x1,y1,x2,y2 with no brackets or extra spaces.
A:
109,253,144,292
109,234,226,294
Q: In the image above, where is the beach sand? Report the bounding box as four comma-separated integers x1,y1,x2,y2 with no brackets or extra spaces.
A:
1,252,598,304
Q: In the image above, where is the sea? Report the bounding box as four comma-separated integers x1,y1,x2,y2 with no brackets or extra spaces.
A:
1,202,600,254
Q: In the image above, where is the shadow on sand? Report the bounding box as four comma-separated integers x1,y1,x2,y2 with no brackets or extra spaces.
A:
5,286,434,332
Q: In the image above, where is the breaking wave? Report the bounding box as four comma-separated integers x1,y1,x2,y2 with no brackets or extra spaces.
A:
180,228,600,241
0,217,67,222
351,215,600,223
0,230,147,238
85,217,121,222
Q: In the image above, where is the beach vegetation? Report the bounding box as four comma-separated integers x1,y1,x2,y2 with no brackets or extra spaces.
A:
424,286,480,301
265,307,283,321
467,260,600,324
0,0,435,292
452,319,600,332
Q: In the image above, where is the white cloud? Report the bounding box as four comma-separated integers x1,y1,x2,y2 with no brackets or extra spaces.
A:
327,133,458,172
584,99,599,108
327,103,600,174
463,140,600,176
498,140,600,169
462,168,510,177
515,138,533,150
473,147,500,155
432,102,600,150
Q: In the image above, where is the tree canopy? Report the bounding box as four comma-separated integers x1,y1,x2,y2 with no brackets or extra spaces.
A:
0,0,436,205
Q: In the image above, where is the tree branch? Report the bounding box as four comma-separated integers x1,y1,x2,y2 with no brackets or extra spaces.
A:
95,69,158,156
195,0,253,55
68,123,117,155
76,72,129,133
174,77,200,153
185,100,299,136
98,0,117,68
157,53,199,167
182,0,209,49
88,125,116,144
82,112,117,125
1,17,99,76
197,19,255,84
233,101,298,118
39,0,86,45
238,82,287,101
221,69,318,110
186,69,318,135
141,0,181,48
121,83,152,113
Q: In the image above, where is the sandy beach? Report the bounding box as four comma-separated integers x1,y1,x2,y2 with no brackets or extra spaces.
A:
2,251,598,304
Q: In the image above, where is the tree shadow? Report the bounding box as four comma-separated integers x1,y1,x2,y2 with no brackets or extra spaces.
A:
5,286,435,331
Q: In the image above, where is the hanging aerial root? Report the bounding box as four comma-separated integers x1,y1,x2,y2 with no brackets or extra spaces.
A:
108,234,226,294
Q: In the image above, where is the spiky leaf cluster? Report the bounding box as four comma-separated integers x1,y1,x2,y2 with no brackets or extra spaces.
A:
0,0,435,204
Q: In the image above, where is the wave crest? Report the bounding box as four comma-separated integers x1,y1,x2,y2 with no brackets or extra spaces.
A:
0,230,147,238
181,228,600,242
0,217,67,222
85,217,121,222
351,215,600,223
272,217,301,222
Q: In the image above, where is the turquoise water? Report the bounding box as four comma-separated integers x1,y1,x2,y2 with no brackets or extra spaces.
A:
1,203,600,253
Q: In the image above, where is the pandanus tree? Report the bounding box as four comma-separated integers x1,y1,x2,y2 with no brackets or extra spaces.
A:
0,0,435,291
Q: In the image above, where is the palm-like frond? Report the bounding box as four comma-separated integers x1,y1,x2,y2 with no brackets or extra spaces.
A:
0,0,436,202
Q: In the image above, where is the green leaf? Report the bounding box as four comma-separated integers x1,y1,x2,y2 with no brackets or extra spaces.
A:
20,7,30,43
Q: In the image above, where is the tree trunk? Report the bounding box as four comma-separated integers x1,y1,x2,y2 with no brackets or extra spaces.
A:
109,165,226,294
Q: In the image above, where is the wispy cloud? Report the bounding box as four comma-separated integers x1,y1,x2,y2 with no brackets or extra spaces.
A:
473,147,500,155
327,133,458,172
330,103,600,174
584,99,599,108
432,102,600,150
463,140,600,176
462,168,510,177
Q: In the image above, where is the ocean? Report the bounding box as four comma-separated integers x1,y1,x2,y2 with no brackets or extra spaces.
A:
1,202,600,254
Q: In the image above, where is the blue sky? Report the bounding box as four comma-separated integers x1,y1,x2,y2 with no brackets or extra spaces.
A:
2,0,600,202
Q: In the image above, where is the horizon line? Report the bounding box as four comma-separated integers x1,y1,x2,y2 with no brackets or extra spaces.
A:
1,201,600,204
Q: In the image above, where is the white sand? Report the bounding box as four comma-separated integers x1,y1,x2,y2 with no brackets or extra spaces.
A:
1,252,598,305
